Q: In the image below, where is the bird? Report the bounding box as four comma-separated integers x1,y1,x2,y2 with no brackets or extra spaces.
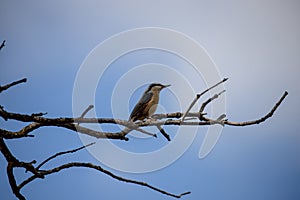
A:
129,83,171,122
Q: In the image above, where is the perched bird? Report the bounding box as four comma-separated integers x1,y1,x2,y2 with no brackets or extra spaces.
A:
129,83,171,122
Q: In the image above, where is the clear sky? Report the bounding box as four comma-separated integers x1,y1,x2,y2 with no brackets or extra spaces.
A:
1,1,300,200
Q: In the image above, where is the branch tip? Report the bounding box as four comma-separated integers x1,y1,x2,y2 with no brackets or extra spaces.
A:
0,78,27,93
179,191,191,197
216,114,226,121
80,105,94,119
0,40,6,50
156,125,171,141
26,134,35,137
31,112,47,117
219,89,226,95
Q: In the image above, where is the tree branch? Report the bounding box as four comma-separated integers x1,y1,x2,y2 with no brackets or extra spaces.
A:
223,91,288,126
0,123,41,139
36,142,96,170
0,78,27,94
0,138,42,200
199,90,226,114
0,90,288,141
19,162,190,199
181,78,228,121
156,125,171,141
7,163,26,200
0,77,288,200
79,105,94,118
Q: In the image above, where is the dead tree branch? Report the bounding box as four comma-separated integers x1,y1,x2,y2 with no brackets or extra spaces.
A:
0,78,27,93
181,78,228,121
0,77,288,200
1,88,287,137
35,142,96,170
19,162,190,198
156,125,171,141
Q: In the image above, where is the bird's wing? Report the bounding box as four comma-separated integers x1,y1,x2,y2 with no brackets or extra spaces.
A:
129,92,153,121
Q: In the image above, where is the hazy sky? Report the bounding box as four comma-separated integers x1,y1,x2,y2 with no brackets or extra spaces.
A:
1,1,299,200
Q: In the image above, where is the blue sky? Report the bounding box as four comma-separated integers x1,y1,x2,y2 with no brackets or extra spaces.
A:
1,1,300,200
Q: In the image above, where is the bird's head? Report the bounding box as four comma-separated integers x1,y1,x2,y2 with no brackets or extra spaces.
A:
146,83,171,93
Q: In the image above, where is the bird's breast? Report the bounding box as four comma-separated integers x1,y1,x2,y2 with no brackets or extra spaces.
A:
147,92,159,116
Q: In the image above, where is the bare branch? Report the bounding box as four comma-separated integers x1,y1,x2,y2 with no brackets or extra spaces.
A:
0,123,41,139
36,142,96,170
135,128,157,137
17,175,36,191
1,138,42,200
0,138,19,163
7,163,26,200
0,106,159,140
0,78,27,94
0,76,288,200
156,125,171,141
152,112,183,119
216,114,227,121
181,78,228,121
224,91,288,126
0,105,128,125
79,105,94,118
76,104,94,127
63,123,128,140
121,126,157,138
199,90,226,114
19,162,190,199
0,90,288,141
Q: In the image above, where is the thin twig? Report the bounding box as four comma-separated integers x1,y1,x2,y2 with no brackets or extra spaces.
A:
120,126,157,138
199,90,226,114
216,114,227,121
134,128,157,137
156,125,171,141
224,91,288,126
19,162,190,198
79,105,94,118
76,105,95,135
0,78,27,93
181,78,228,121
0,40,5,51
36,142,96,170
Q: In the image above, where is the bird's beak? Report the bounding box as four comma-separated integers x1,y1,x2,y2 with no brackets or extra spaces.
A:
162,84,171,88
